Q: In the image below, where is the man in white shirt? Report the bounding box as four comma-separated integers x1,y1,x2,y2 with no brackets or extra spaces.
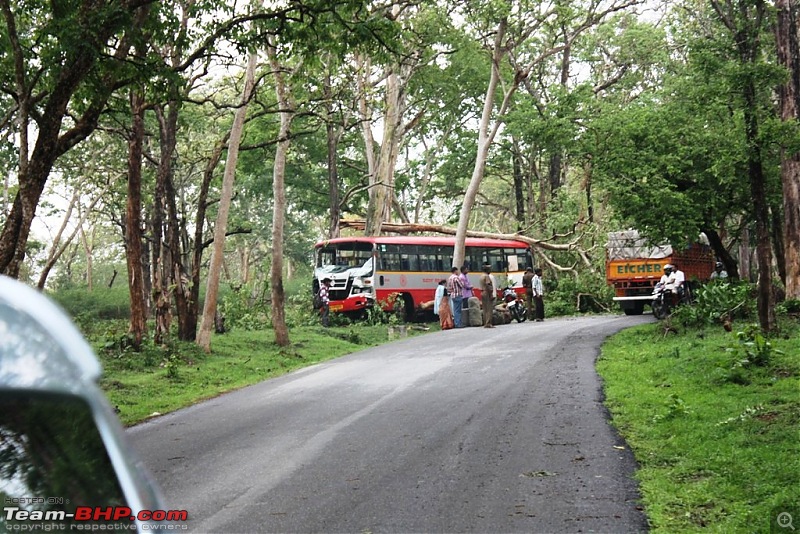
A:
661,264,685,297
532,268,544,321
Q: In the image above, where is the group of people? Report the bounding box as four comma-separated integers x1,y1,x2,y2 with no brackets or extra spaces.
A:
434,264,545,329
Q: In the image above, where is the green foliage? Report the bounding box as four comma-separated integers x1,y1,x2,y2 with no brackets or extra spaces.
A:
598,323,800,532
776,299,800,315
670,281,754,328
728,325,784,369
652,394,692,422
363,293,403,325
546,272,615,316
218,286,271,331
49,286,132,326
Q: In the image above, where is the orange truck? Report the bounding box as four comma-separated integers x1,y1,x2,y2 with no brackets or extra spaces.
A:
606,230,716,315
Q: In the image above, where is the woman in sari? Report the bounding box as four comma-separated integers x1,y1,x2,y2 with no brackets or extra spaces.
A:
435,280,454,330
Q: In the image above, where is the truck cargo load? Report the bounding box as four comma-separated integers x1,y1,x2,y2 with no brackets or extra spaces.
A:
606,230,715,315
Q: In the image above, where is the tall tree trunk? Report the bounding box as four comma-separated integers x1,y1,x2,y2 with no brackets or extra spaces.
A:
512,140,525,230
772,207,786,285
744,77,776,331
582,159,594,223
739,224,753,281
125,89,147,349
323,68,341,240
364,67,402,236
197,53,257,352
702,226,740,278
152,159,170,345
80,224,94,291
192,137,227,333
158,102,194,340
715,0,776,330
356,54,377,212
547,35,571,199
454,18,509,268
267,40,294,347
776,0,800,298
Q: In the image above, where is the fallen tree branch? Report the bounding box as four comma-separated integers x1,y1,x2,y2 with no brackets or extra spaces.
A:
339,219,596,272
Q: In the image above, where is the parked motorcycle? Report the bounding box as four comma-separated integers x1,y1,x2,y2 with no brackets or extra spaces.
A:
502,286,528,323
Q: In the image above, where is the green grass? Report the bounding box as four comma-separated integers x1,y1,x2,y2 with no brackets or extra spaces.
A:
96,323,432,426
597,320,800,533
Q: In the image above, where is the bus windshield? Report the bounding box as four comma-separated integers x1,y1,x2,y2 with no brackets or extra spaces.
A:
317,242,374,273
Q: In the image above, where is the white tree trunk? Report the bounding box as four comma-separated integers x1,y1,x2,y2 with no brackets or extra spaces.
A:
454,18,508,268
365,67,402,236
197,52,258,352
266,38,294,347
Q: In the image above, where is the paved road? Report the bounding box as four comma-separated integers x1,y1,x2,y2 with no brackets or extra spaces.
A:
128,314,651,533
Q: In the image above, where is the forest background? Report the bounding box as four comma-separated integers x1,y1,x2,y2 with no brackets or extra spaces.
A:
1,0,799,351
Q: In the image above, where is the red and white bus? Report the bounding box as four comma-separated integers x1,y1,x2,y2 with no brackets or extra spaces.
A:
313,236,534,318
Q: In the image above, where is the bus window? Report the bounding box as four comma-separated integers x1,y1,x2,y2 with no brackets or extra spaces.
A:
515,248,532,270
318,248,336,267
419,252,436,271
400,253,419,271
481,248,504,272
507,254,519,271
381,253,400,271
444,255,454,270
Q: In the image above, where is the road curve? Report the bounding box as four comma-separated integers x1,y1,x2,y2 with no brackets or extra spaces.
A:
128,314,651,533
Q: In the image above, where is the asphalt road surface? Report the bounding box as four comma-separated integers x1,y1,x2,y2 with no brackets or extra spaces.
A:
128,314,651,533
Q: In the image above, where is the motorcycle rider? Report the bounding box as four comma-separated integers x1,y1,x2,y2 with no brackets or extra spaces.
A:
661,264,686,299
710,261,728,280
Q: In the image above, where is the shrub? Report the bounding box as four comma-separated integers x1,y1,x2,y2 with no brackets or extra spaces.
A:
546,273,615,316
672,281,754,327
727,324,783,368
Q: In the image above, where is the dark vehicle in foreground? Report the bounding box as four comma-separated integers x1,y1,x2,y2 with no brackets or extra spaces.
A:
0,275,166,532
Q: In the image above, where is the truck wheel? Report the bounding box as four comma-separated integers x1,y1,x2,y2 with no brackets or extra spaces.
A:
623,302,645,316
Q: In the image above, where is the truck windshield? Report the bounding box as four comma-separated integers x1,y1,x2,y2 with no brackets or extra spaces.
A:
317,242,374,273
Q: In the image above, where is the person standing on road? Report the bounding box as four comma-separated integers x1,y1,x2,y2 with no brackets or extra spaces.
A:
532,268,544,322
319,278,332,327
434,280,446,317
447,267,464,328
480,264,495,328
434,279,454,330
460,265,474,326
522,266,534,321
460,265,473,305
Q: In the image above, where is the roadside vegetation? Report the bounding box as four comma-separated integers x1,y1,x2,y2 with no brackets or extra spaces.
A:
55,280,434,426
598,283,800,533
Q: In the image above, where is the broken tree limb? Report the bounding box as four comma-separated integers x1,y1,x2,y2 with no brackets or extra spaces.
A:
338,219,594,269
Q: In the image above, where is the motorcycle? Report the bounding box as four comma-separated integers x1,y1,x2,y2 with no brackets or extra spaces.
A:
502,286,528,323
651,282,682,319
